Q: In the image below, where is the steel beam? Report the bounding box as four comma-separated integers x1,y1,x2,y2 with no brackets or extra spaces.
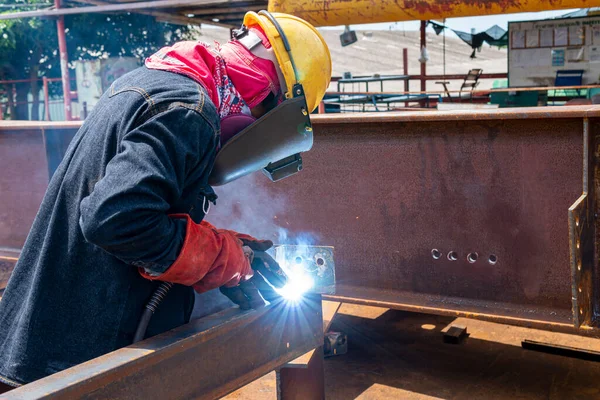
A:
3,295,323,399
277,346,325,400
2,107,600,335
209,107,600,334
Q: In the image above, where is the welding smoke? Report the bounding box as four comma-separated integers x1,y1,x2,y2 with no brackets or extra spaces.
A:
205,173,319,246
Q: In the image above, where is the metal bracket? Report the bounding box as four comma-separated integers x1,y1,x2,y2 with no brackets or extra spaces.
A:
569,117,597,328
274,245,336,295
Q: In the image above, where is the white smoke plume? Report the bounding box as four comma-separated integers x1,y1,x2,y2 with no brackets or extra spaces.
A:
205,172,319,246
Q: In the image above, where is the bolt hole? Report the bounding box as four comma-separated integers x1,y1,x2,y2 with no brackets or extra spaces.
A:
431,249,441,260
578,260,582,271
577,240,580,250
488,254,498,265
575,216,580,227
295,256,303,264
579,287,583,293
447,251,458,261
467,253,478,263
580,307,584,315
316,257,325,266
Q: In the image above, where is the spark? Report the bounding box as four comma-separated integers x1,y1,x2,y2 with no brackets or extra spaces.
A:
275,261,314,302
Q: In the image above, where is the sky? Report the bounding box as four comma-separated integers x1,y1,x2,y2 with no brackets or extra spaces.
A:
322,9,580,37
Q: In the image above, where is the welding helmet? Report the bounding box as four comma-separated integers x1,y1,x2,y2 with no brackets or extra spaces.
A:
209,11,332,186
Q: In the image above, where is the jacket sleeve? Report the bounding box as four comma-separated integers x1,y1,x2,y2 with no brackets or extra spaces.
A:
79,106,217,274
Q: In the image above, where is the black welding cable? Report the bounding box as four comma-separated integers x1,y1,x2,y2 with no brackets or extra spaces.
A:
133,281,174,343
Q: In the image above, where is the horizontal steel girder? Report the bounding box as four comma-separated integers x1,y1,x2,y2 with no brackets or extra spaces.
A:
1,106,599,334
4,296,323,399
209,107,600,334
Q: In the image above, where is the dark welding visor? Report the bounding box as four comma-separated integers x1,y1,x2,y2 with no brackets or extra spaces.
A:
208,84,313,186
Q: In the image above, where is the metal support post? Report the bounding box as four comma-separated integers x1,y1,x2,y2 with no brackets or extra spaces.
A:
55,0,72,121
42,77,50,121
277,346,325,400
420,20,426,93
403,47,409,107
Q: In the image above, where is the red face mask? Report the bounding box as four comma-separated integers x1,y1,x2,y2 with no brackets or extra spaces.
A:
146,29,282,148
219,37,281,109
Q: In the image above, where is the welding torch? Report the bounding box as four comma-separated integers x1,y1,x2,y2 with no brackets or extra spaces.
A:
132,248,289,344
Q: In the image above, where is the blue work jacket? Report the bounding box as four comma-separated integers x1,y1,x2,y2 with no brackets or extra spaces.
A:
0,67,220,385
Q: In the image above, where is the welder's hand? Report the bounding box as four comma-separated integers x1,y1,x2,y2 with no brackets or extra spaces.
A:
220,235,288,310
138,216,254,292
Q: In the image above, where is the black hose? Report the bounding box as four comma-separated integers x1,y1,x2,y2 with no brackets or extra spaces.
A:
133,281,173,343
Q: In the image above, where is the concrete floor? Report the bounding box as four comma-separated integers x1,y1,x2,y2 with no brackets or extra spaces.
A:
225,304,600,400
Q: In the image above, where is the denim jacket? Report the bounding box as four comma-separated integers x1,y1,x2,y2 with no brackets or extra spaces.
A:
0,67,220,385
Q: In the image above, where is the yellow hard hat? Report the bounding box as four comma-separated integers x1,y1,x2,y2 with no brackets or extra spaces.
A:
243,11,332,112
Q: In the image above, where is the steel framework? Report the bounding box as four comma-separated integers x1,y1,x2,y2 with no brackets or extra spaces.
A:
2,106,599,334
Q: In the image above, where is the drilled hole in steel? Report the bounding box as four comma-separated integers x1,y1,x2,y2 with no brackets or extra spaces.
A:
431,249,441,260
575,216,580,227
467,253,478,263
580,307,584,315
295,256,303,264
447,251,458,261
578,260,582,271
579,287,583,293
577,240,581,250
316,257,325,266
488,254,498,265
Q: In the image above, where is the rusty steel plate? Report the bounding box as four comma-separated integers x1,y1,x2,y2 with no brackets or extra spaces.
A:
2,107,600,333
208,109,597,332
5,295,323,399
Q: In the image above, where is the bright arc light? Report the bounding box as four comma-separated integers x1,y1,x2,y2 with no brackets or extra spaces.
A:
276,274,314,302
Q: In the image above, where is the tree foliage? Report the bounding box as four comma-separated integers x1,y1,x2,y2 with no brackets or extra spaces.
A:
0,0,196,119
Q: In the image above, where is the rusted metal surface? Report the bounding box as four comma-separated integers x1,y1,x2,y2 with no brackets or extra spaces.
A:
2,106,600,334
277,346,325,400
286,300,341,367
0,123,76,249
0,248,18,294
4,295,323,400
219,106,597,334
569,117,594,329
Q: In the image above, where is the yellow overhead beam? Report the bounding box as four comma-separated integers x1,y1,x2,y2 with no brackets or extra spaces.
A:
268,0,591,26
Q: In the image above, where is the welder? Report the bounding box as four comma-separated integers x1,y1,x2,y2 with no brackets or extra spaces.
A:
0,11,331,389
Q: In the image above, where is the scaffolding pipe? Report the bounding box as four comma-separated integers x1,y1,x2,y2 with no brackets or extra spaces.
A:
269,0,589,26
403,48,409,108
420,21,426,93
43,77,50,121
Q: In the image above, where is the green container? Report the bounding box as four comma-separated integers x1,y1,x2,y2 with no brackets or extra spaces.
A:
490,90,542,108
